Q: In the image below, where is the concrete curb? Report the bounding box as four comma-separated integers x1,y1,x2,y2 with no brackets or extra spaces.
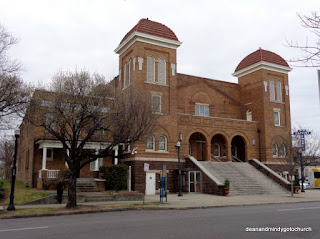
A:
2,199,320,219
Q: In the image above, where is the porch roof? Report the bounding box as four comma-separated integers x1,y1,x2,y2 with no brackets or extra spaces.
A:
35,139,111,150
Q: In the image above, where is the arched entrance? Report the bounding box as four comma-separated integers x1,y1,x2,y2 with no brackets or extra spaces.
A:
231,136,246,162
211,134,227,160
189,132,207,161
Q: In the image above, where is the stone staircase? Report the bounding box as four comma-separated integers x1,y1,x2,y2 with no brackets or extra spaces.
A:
76,180,100,193
199,161,288,195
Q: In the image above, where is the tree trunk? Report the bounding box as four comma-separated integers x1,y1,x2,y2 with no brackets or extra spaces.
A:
66,172,77,208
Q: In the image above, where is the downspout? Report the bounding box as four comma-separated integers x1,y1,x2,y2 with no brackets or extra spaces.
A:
257,129,262,162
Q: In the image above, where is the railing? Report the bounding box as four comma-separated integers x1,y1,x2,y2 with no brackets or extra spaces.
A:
210,154,222,162
232,156,242,162
47,170,60,179
38,169,60,179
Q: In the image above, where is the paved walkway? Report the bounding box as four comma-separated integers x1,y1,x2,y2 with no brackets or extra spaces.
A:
1,189,320,211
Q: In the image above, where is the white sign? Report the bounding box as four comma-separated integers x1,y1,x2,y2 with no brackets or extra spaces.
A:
144,163,149,172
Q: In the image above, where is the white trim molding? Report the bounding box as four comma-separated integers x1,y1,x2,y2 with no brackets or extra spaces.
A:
232,61,292,78
138,57,144,70
115,31,182,55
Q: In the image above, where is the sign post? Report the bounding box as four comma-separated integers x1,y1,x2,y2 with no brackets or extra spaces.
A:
160,165,167,204
293,130,311,192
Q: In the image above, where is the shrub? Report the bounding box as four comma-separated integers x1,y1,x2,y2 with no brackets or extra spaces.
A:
0,181,4,199
99,164,128,191
294,178,300,187
58,169,70,180
224,179,230,189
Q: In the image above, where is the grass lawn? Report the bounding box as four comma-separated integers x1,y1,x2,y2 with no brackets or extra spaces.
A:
0,179,55,205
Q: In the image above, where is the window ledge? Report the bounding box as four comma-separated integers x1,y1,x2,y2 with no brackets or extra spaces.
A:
270,100,284,104
145,150,169,154
122,83,133,91
194,114,210,117
145,81,169,87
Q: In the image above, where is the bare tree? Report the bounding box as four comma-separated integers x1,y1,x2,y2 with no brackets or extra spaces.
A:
287,12,320,67
27,69,157,208
0,137,14,180
292,126,320,174
0,24,31,129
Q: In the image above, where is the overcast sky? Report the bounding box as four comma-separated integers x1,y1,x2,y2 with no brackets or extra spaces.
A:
0,0,319,134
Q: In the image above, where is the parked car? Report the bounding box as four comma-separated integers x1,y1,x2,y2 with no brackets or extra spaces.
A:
300,181,310,189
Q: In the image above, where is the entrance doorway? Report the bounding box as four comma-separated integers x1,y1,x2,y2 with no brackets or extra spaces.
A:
231,136,246,162
146,173,156,195
189,132,207,161
189,171,202,192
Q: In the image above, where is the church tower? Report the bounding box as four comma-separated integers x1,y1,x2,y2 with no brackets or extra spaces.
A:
233,48,292,171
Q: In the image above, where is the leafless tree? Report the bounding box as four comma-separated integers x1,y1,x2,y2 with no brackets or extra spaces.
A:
27,69,157,208
286,12,320,67
0,137,15,180
0,24,31,129
292,126,320,170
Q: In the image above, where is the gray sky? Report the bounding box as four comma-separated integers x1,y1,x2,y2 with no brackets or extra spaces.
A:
1,0,319,133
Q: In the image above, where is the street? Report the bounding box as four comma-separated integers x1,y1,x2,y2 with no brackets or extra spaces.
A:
0,202,319,239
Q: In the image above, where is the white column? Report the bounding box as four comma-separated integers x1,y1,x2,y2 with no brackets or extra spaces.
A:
42,147,47,170
95,149,99,171
128,166,131,192
114,146,118,165
65,149,69,168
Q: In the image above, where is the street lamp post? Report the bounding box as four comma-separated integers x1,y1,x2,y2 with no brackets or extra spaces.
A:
299,150,305,192
175,133,183,197
7,128,20,211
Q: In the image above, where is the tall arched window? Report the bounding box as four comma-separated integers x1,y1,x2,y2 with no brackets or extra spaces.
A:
213,144,220,157
146,135,155,150
272,143,278,157
129,58,133,85
269,79,275,101
147,56,155,82
158,58,166,84
276,81,282,102
124,62,129,88
279,144,286,157
158,135,167,151
246,109,252,121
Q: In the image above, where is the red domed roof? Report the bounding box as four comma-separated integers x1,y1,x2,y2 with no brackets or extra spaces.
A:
120,18,179,44
234,48,289,73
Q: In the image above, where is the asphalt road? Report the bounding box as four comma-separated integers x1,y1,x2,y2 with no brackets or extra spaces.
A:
0,202,319,239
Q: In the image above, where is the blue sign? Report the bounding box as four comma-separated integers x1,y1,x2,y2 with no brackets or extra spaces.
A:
293,129,311,152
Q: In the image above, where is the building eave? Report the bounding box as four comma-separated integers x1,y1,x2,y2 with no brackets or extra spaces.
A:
115,31,182,55
232,61,293,78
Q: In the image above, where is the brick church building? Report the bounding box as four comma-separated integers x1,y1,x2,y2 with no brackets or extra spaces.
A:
17,19,292,195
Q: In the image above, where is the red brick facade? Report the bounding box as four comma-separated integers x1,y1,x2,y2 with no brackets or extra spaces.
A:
17,19,293,193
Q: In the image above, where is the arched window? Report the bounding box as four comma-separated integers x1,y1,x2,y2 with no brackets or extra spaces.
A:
246,109,252,121
129,58,133,85
146,135,155,150
272,143,278,157
158,135,167,151
279,144,286,157
269,79,275,101
276,81,282,102
213,144,220,157
158,58,166,84
147,56,155,82
124,62,129,88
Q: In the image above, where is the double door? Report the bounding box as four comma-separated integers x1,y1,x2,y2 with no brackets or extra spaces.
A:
189,171,202,193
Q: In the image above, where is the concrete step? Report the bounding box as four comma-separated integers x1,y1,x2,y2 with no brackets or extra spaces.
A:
199,161,287,195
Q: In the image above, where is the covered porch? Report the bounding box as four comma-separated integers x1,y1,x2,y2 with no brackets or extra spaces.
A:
35,140,119,186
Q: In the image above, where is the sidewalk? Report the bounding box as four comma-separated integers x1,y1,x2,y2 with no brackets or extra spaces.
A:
1,190,320,217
